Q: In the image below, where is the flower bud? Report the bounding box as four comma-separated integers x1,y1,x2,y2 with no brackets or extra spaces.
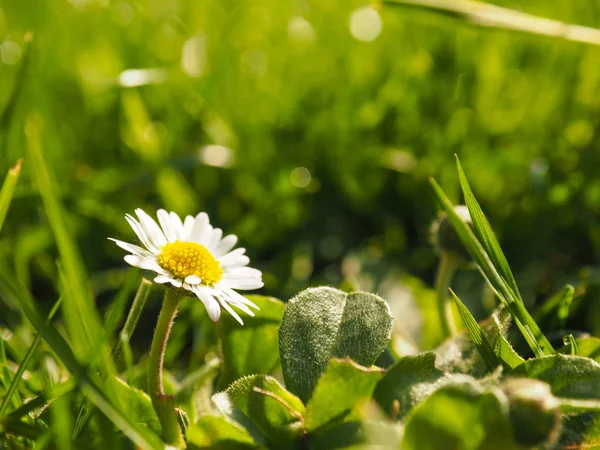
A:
501,378,561,448
431,205,473,261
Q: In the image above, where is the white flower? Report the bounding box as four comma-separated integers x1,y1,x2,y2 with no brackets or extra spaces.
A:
110,209,263,325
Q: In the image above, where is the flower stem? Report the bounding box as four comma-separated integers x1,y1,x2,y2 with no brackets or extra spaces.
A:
148,288,185,448
436,251,459,340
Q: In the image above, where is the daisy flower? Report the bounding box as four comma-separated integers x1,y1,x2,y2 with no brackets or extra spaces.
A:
110,209,263,325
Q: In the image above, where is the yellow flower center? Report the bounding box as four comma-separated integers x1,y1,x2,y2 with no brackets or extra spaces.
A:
157,241,223,285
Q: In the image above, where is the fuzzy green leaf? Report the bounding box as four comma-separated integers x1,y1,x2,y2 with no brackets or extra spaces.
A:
212,375,304,445
402,380,516,450
218,296,285,389
279,287,393,403
305,358,384,432
374,352,466,420
511,355,600,399
186,416,258,450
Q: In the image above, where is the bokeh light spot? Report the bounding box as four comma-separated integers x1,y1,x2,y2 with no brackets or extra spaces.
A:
1,41,22,65
290,167,311,187
349,7,382,42
199,145,234,168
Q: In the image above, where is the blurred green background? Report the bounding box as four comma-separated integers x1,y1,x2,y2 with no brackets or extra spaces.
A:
2,0,600,350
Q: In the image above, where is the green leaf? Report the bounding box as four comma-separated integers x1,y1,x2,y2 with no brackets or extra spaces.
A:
374,352,463,420
402,380,516,450
430,177,554,357
213,375,305,445
0,159,22,234
218,296,285,389
279,287,393,403
309,420,403,450
305,358,384,432
26,116,104,362
449,289,501,371
186,416,259,450
511,355,600,399
455,156,521,302
108,377,161,435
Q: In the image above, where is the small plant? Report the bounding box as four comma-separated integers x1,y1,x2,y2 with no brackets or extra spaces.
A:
1,150,600,449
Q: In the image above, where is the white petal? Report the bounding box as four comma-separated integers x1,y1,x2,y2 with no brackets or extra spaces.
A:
185,275,201,285
222,255,250,268
206,228,223,252
183,215,195,238
214,235,238,257
109,238,156,258
215,295,243,325
157,209,177,242
154,275,172,284
219,248,246,265
222,267,262,279
221,290,255,316
124,255,162,272
222,279,264,290
188,212,209,243
125,215,159,252
224,288,260,311
193,286,221,322
170,278,183,288
135,209,167,248
169,212,185,240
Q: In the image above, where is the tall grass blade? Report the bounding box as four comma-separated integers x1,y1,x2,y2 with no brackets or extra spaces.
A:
0,297,62,416
0,159,22,234
430,178,554,356
455,155,522,302
449,289,501,371
73,278,153,438
533,284,574,324
383,0,600,47
26,116,103,361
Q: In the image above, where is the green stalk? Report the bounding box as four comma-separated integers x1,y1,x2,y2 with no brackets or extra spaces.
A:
436,251,459,339
148,288,185,448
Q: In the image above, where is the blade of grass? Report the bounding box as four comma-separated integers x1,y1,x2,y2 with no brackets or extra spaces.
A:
0,262,162,449
455,155,522,302
104,268,142,337
73,278,154,438
430,178,554,356
0,159,22,233
533,285,574,324
449,289,501,371
0,297,62,416
0,33,33,155
26,116,103,362
383,0,600,47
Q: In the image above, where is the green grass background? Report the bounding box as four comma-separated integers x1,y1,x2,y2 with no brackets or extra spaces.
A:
2,0,600,346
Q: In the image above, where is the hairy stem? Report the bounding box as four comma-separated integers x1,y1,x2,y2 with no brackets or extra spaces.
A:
148,288,185,447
